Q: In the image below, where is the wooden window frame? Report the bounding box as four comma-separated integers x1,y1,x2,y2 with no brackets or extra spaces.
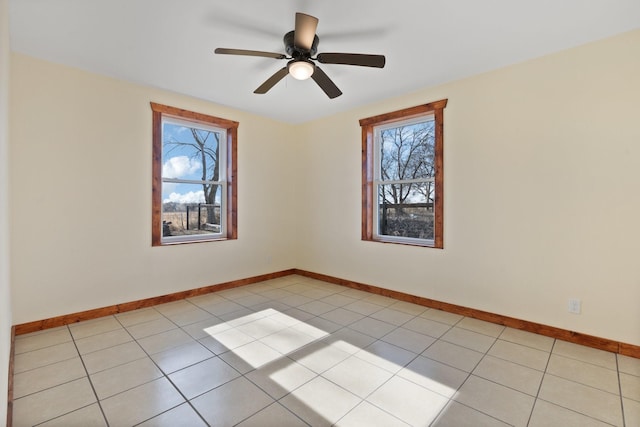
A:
360,99,447,248
151,102,238,246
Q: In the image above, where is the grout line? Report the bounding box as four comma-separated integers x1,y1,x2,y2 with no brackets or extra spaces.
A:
6,326,15,427
616,354,627,427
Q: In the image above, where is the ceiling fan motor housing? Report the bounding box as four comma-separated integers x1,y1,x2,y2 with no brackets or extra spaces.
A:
284,30,319,58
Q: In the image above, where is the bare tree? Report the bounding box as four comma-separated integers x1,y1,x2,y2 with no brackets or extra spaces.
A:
379,122,435,208
165,129,220,225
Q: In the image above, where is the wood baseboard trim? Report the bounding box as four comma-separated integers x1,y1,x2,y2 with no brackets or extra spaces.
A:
14,269,296,335
293,269,640,358
12,267,639,358
7,325,15,427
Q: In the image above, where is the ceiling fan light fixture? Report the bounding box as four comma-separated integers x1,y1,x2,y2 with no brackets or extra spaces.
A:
288,59,315,80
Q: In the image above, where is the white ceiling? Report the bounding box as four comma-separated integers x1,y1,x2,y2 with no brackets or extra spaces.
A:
9,0,640,124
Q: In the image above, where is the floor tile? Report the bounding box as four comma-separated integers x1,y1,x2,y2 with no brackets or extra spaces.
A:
498,327,555,352
422,340,484,372
431,400,511,427
13,356,86,398
14,327,72,354
12,377,96,427
100,377,184,427
343,300,384,316
320,293,358,308
126,317,178,340
398,355,468,398
403,316,451,338
288,340,352,374
370,307,415,326
297,300,336,315
280,376,361,426
233,293,271,307
454,375,535,427
440,326,496,353
13,341,78,374
381,326,436,354
302,315,342,334
546,353,620,394
219,340,284,374
236,402,310,427
137,327,195,355
528,399,612,427
82,340,147,374
472,354,544,396
90,357,162,400
191,377,275,426
74,328,133,354
169,356,241,399
151,340,214,374
456,317,505,337
538,373,623,426
323,355,394,398
116,308,164,326
619,354,640,376
37,403,107,427
354,340,418,373
201,299,246,316
205,326,255,353
236,316,289,339
259,327,317,354
137,403,208,427
69,316,122,340
320,307,365,326
552,340,617,370
163,306,213,326
362,293,397,307
420,308,464,325
245,356,317,399
387,301,428,316
367,375,449,426
280,294,314,307
488,339,550,371
623,397,640,427
336,401,410,427
180,316,225,340
323,328,377,354
620,371,640,401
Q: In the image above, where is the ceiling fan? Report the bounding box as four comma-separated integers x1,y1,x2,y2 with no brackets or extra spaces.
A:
215,12,386,99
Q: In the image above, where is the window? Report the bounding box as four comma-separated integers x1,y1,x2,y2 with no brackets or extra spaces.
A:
151,103,238,245
360,99,447,248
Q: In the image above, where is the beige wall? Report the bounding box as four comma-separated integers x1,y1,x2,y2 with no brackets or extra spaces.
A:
8,30,640,348
296,29,640,346
1,0,12,423
9,53,298,324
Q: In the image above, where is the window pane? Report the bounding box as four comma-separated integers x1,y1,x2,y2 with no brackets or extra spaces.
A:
380,120,435,181
162,122,221,182
162,183,222,237
378,183,434,240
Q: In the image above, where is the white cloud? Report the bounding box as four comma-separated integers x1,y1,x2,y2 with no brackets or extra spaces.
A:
163,191,205,204
163,156,201,179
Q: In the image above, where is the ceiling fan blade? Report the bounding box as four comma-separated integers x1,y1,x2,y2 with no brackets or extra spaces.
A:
294,12,319,51
317,53,386,68
311,67,342,99
254,67,289,94
215,48,286,60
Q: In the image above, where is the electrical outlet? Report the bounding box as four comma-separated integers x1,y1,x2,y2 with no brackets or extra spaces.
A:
568,298,581,314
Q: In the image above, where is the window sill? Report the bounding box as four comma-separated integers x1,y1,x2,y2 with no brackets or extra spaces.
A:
366,236,442,249
155,236,235,246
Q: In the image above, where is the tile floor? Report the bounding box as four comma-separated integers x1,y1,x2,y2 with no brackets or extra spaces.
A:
11,275,640,426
